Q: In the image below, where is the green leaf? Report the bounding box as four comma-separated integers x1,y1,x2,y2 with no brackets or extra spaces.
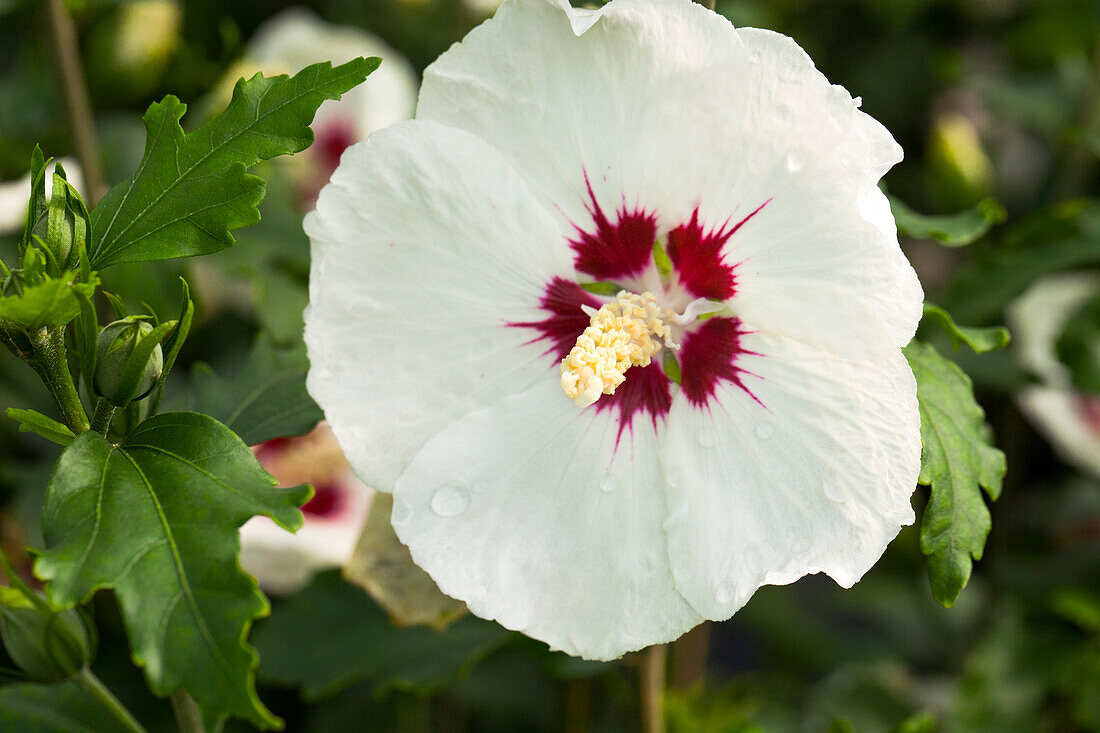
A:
0,273,99,332
88,58,379,268
890,196,1006,246
904,341,1005,607
940,199,1100,324
187,337,323,445
921,303,1011,353
5,408,76,446
1055,291,1100,395
34,412,312,728
0,679,136,733
253,570,511,700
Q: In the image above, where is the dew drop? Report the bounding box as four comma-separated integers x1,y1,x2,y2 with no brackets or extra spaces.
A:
430,484,470,517
599,473,617,493
715,582,734,605
785,151,804,173
696,427,717,448
390,498,412,525
755,422,773,439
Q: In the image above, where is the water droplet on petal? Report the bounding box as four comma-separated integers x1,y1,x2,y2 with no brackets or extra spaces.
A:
715,582,734,605
430,485,470,517
390,498,412,525
599,473,617,493
755,422,773,439
696,427,717,448
822,467,847,504
785,151,804,172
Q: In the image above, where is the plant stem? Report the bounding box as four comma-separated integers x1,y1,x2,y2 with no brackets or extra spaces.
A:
170,690,205,733
90,398,115,436
670,622,710,690
75,668,149,733
27,328,89,434
640,644,667,733
693,0,717,10
44,0,107,204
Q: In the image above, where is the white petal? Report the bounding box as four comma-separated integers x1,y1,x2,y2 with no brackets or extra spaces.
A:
239,485,374,595
659,333,920,620
418,0,920,355
0,159,84,235
417,0,748,230
392,380,702,660
248,8,418,137
305,121,576,491
1018,387,1100,480
1007,272,1100,387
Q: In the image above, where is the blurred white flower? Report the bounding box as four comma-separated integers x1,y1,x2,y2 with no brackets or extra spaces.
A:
241,423,374,594
240,8,419,207
1009,273,1100,478
305,0,922,659
0,159,84,236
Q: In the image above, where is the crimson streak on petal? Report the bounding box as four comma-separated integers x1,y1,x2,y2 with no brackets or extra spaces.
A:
570,177,658,281
667,200,770,300
679,316,761,408
510,278,672,439
509,276,601,358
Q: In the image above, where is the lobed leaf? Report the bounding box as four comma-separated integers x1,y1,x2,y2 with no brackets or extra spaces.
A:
88,58,379,268
253,570,511,700
186,337,323,445
890,196,1006,246
904,341,1005,607
34,412,311,728
0,274,99,332
0,679,136,733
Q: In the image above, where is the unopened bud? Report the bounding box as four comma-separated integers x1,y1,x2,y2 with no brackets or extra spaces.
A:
94,317,164,405
0,586,94,681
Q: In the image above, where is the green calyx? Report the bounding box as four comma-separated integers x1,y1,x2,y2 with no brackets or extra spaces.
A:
0,553,95,682
94,316,170,406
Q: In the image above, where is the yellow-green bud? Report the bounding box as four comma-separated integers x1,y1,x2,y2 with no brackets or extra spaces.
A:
0,586,94,681
94,317,164,405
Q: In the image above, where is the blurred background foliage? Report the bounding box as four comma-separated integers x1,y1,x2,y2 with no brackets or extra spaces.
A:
1,0,1100,731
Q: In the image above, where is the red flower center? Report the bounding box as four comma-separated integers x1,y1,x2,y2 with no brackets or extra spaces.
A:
511,176,768,438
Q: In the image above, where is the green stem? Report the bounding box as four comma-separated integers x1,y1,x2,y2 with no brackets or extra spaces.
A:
170,690,205,733
74,668,149,733
27,328,89,434
44,0,107,204
640,644,667,733
90,398,115,436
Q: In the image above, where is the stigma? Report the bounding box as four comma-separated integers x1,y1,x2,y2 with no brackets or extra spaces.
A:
560,291,671,407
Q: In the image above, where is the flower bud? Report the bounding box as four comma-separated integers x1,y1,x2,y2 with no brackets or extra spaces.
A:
927,112,994,209
43,165,88,273
0,586,94,681
95,317,164,405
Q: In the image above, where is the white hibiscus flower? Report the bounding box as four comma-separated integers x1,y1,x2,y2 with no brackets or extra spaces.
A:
304,0,924,659
1008,273,1100,479
240,423,374,594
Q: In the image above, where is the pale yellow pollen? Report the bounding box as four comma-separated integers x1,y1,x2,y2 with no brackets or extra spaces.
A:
560,291,671,407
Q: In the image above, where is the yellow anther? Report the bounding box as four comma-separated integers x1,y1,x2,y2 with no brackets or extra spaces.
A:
560,291,670,407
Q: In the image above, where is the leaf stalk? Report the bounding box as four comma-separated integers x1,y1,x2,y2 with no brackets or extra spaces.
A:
74,668,150,733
